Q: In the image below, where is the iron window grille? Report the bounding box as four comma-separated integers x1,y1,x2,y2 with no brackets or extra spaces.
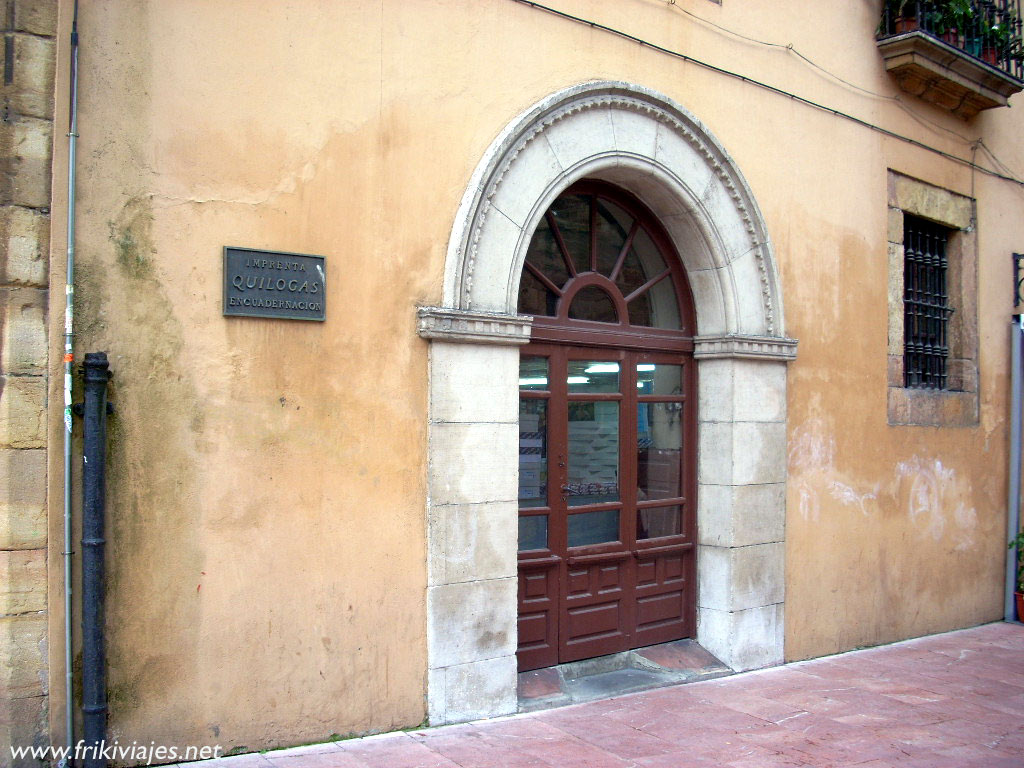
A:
904,214,954,389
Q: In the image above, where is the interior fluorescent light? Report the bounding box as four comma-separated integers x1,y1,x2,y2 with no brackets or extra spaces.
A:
637,364,656,371
566,376,589,384
519,377,548,386
584,363,620,373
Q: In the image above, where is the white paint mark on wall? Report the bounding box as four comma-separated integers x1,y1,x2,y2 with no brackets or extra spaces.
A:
829,481,878,517
788,417,835,471
790,417,978,548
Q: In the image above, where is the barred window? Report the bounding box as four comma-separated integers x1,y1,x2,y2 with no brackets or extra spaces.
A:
903,214,954,389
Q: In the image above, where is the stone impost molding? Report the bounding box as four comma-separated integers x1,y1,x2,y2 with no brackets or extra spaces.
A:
417,306,532,346
694,334,798,361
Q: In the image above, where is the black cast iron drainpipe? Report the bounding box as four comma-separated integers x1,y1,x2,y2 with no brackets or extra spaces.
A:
77,352,113,768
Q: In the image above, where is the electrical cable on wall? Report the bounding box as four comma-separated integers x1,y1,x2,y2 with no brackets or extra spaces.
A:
511,0,1024,188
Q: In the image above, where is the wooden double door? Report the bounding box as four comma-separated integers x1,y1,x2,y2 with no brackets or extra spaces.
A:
516,342,697,671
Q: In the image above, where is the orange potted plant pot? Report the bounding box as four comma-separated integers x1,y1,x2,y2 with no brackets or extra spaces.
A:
1011,531,1024,621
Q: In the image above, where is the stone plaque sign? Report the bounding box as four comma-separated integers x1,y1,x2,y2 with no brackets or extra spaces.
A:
223,247,325,321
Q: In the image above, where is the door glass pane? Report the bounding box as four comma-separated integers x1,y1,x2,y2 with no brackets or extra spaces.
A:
549,194,591,276
567,401,619,506
568,286,618,323
519,515,548,551
519,356,549,390
595,199,633,276
568,509,620,547
519,399,547,508
636,363,682,396
637,402,682,500
637,505,681,540
567,360,619,393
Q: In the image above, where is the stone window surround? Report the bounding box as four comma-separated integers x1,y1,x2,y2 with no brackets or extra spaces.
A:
887,171,978,427
418,81,797,726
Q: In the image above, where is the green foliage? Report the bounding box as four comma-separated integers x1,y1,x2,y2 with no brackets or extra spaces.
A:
933,0,974,35
1010,530,1024,593
884,1,1023,62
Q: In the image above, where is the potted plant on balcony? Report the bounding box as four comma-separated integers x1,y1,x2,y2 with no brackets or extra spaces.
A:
885,0,922,33
1011,529,1024,621
933,0,974,47
983,18,1019,65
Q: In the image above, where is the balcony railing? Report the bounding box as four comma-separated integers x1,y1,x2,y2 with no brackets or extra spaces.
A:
880,0,1024,82
877,0,1024,116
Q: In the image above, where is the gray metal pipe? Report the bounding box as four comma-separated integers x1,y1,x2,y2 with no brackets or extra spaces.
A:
62,1,80,760
1007,315,1022,623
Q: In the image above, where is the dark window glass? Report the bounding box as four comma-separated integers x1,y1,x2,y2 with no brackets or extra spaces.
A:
515,186,684,332
525,215,571,287
637,505,681,540
519,398,548,508
518,515,548,551
519,269,557,317
567,402,620,506
549,194,591,276
519,356,549,391
568,286,618,323
595,199,633,276
637,402,683,501
568,509,620,547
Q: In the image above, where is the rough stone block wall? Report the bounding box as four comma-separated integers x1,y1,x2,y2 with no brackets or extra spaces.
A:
0,1,56,763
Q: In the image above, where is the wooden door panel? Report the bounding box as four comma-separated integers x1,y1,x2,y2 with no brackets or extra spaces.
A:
597,563,622,591
566,600,622,637
561,559,631,661
563,604,628,660
636,588,684,626
635,558,658,586
633,550,694,646
517,564,559,671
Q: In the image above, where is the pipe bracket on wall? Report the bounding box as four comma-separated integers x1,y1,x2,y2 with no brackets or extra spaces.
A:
1015,253,1024,308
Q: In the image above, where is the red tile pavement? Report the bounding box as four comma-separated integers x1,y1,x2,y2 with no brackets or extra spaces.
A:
187,622,1024,768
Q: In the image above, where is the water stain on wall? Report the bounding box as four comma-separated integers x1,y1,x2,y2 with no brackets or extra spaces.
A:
77,193,208,749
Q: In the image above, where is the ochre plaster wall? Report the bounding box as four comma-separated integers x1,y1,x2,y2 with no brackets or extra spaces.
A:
45,0,1021,753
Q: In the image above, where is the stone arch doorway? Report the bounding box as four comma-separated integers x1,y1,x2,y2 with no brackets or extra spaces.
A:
418,81,797,725
514,180,699,671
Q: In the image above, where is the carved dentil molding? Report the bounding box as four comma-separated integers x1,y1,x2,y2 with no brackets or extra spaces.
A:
694,334,798,361
417,306,533,345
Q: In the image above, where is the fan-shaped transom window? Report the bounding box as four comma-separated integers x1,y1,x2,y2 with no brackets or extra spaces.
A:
518,182,690,334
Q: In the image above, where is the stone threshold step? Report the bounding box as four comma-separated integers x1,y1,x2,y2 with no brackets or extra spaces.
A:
517,638,732,713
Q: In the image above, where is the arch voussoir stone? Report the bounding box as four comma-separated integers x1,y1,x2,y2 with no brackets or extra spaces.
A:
422,81,797,726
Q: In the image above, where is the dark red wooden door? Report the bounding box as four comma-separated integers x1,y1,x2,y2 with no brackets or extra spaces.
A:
516,182,697,671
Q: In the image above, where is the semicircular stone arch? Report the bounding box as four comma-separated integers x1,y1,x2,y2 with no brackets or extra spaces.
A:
418,81,797,727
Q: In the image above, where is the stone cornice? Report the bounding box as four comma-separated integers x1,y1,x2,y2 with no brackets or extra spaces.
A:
694,334,798,361
417,307,532,345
